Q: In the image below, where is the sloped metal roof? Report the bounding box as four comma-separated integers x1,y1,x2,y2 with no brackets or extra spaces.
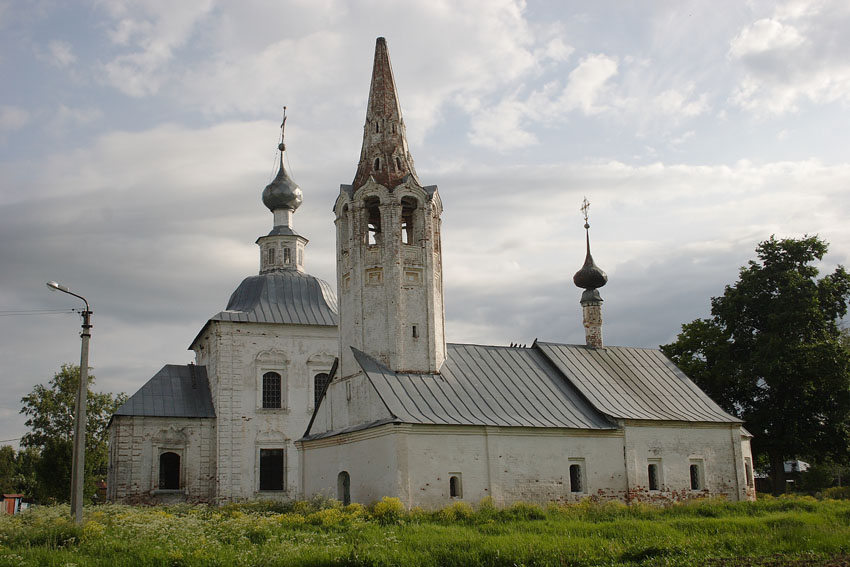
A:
114,364,215,418
210,271,338,326
535,342,741,423
352,344,616,430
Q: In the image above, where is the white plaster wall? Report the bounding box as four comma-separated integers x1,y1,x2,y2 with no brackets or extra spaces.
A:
622,422,754,502
402,426,627,508
301,424,629,508
299,425,399,504
107,416,215,503
192,320,337,502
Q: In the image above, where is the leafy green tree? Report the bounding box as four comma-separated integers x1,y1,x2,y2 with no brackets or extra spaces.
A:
0,445,17,493
19,364,126,503
662,236,850,495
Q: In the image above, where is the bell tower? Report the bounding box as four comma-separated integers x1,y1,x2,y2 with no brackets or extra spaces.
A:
335,37,446,378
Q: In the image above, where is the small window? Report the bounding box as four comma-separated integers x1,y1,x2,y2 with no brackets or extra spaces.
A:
259,448,284,491
449,474,462,498
374,157,380,171
745,458,754,488
283,247,292,264
159,452,180,490
395,157,402,170
263,372,282,409
314,372,331,407
412,325,418,338
267,247,275,265
297,249,303,266
569,463,583,493
648,463,659,491
338,471,351,505
375,122,379,133
690,463,702,490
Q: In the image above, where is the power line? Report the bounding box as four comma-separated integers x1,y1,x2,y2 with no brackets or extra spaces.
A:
0,309,77,317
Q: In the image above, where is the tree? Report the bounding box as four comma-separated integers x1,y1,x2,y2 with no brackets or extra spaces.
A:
0,445,17,493
19,364,126,503
662,236,850,495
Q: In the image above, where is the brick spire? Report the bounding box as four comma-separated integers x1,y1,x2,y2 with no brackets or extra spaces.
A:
352,37,419,190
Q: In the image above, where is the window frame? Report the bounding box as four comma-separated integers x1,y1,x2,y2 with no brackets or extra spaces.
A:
568,459,585,494
258,447,286,492
158,451,181,491
262,371,283,409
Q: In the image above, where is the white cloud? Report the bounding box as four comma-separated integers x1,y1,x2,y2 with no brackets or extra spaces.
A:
0,105,29,132
467,97,537,150
97,0,215,96
47,40,77,67
559,54,619,114
654,87,710,118
728,0,850,114
729,18,804,57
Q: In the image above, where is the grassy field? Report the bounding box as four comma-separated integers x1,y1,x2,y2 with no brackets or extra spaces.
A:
1,496,849,566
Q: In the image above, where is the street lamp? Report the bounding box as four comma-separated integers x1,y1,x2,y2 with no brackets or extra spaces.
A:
46,281,91,524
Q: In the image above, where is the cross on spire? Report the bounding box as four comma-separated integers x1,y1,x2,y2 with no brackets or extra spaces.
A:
279,106,287,152
581,197,591,229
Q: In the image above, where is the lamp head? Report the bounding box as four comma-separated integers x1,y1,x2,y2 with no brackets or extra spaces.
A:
46,281,70,293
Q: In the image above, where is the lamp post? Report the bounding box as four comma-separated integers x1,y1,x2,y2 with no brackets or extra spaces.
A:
46,281,91,524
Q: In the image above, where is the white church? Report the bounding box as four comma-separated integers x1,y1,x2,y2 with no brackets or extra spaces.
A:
107,38,756,507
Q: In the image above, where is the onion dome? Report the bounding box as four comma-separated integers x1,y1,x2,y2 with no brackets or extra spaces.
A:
573,212,607,290
262,148,302,212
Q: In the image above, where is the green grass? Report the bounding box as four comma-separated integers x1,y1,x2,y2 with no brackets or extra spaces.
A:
1,496,849,566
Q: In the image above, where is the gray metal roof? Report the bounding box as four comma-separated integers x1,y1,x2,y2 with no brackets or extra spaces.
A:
211,271,338,326
114,364,215,418
351,344,616,430
535,342,741,423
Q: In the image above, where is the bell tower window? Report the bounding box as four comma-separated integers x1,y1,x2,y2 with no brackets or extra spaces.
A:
284,247,292,265
267,247,275,265
401,196,416,244
365,197,381,245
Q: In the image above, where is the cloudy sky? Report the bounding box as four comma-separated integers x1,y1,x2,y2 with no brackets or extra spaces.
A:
2,0,849,447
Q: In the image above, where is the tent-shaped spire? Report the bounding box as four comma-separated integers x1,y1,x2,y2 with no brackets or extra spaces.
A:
352,37,419,190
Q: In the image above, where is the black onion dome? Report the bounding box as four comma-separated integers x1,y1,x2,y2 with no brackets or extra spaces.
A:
573,232,607,289
262,153,303,212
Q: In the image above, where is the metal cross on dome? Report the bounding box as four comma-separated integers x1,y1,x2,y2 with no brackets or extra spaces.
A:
580,197,591,227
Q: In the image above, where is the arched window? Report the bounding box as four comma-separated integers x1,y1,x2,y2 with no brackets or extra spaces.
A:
159,452,180,490
449,475,462,498
374,157,381,171
689,464,702,490
338,471,351,505
263,372,282,409
401,197,417,245
364,197,381,245
648,463,659,491
395,156,402,171
569,464,583,493
314,372,331,407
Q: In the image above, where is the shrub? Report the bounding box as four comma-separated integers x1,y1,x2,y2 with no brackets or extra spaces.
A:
819,486,850,500
371,497,405,525
438,501,474,523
